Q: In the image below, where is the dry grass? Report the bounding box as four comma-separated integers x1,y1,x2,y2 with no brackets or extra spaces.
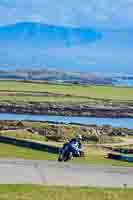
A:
0,129,47,142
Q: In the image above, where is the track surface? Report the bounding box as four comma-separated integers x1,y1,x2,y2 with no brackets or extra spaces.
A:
0,159,133,187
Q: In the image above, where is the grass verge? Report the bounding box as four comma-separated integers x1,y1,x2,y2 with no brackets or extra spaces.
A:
0,185,132,200
0,143,133,167
0,143,57,160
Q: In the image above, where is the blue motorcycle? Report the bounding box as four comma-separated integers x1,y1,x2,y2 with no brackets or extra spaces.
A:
58,142,80,162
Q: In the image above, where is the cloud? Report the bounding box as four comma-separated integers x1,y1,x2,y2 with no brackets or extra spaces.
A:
0,1,132,73
0,22,132,73
0,0,133,27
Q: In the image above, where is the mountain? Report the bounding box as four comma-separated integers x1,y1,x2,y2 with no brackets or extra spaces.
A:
0,22,101,46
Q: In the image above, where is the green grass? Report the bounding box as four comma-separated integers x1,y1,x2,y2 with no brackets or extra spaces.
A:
0,185,132,200
75,152,133,167
74,146,133,167
0,142,133,167
0,94,88,103
0,143,57,160
0,80,133,101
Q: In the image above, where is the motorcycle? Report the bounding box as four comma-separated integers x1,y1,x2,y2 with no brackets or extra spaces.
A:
58,143,73,162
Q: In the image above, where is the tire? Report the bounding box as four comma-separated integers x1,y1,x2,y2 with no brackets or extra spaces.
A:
64,152,73,162
58,154,64,162
58,145,72,162
58,157,63,162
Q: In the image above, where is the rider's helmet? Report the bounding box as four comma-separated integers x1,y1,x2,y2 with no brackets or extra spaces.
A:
76,134,82,141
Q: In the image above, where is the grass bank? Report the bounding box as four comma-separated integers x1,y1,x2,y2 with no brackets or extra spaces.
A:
0,185,132,200
0,143,57,160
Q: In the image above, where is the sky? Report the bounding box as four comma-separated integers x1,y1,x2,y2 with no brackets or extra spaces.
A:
0,0,133,28
0,0,132,73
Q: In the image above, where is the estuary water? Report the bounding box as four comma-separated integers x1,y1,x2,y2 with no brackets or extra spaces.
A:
0,113,133,129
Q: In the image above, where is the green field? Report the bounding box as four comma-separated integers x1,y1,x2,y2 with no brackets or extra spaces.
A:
0,94,89,103
0,80,133,102
0,185,132,200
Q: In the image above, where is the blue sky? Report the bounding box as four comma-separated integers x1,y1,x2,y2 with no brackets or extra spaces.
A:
0,0,133,73
0,0,133,28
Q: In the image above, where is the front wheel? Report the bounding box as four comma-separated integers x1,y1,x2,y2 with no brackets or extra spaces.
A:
58,153,64,162
58,156,63,162
64,152,73,162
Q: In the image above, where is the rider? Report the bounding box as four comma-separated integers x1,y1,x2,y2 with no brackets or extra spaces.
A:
67,134,82,157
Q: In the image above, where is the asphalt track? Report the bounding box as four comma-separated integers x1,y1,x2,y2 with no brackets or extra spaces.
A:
0,159,133,187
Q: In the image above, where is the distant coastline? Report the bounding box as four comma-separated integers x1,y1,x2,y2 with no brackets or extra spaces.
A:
0,69,133,87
